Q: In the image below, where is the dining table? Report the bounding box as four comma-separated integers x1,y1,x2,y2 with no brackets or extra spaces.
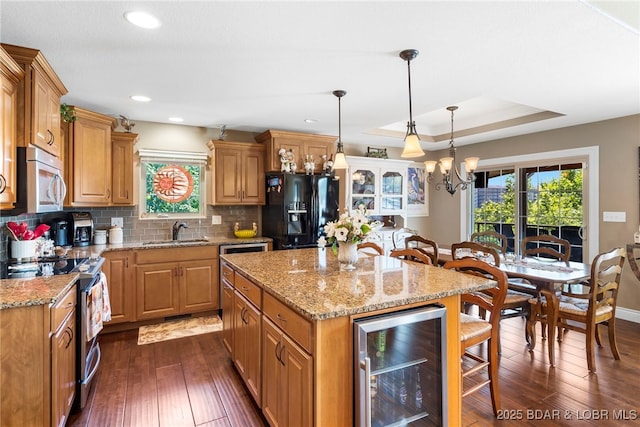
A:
437,247,591,366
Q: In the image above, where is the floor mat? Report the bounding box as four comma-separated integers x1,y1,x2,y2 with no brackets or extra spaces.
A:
137,315,222,345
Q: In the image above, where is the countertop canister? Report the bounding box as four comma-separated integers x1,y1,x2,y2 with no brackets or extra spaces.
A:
109,226,123,244
94,230,107,245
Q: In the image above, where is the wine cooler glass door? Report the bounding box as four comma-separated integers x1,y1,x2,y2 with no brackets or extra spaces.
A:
354,305,447,427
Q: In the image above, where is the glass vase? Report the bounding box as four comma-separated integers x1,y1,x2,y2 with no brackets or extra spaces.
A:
338,242,359,270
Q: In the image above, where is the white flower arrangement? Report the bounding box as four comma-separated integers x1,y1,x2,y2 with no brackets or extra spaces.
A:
320,206,381,253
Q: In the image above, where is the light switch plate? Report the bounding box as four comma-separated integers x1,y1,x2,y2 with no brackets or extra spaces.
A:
603,211,626,222
111,217,124,227
211,215,222,225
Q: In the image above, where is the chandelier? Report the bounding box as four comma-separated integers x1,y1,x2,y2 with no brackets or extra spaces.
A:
399,49,425,158
424,106,479,195
332,90,349,169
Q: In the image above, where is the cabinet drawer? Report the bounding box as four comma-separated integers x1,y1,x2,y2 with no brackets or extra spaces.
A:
263,292,312,354
51,286,76,332
136,246,218,264
235,273,261,308
221,262,235,285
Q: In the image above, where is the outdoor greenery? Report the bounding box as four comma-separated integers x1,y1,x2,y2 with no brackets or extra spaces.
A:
474,168,583,228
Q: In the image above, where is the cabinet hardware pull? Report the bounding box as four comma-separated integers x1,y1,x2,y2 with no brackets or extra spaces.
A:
125,258,129,268
0,174,6,194
64,327,74,349
278,341,286,366
106,188,111,199
275,340,281,362
47,129,54,145
125,190,129,199
276,313,287,324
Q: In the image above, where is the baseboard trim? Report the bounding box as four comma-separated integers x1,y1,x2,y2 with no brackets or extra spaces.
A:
616,307,640,323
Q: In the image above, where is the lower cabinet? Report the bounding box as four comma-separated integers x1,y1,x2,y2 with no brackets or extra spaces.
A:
232,291,262,405
221,263,235,354
262,317,313,427
51,309,76,427
102,250,135,324
135,247,219,320
0,283,76,427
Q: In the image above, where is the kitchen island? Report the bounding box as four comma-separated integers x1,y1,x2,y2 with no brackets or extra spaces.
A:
220,247,495,426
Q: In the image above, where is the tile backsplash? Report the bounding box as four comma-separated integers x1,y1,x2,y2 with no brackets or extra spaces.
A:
0,205,260,261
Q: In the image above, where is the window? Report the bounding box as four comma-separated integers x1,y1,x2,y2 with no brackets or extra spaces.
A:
138,149,208,219
462,146,599,263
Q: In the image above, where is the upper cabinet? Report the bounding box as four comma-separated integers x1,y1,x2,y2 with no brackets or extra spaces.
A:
0,46,24,210
111,131,138,205
1,43,68,158
255,129,336,174
63,106,117,206
207,140,265,205
346,156,413,217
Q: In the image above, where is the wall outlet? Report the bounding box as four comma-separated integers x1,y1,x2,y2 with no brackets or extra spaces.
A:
603,211,626,222
211,215,222,225
111,217,124,227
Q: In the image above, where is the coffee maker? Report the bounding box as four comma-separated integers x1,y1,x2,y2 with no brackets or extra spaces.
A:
50,218,69,247
70,212,93,247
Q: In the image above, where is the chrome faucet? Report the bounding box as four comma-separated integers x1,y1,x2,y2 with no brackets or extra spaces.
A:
172,221,189,240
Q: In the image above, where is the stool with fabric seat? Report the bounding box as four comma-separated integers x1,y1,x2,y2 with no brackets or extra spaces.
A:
443,257,508,416
452,241,532,351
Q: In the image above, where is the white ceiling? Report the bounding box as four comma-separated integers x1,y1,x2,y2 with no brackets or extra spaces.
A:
1,0,638,151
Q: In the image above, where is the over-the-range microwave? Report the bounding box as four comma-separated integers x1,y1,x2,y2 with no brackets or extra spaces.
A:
13,146,67,213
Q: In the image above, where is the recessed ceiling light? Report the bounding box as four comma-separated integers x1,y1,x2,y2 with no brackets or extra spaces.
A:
124,11,161,29
168,117,184,123
130,95,151,102
304,119,318,123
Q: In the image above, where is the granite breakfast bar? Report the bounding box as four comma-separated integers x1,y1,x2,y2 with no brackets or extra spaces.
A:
220,247,495,426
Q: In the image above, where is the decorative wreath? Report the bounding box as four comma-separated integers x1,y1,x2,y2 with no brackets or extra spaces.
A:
152,165,194,203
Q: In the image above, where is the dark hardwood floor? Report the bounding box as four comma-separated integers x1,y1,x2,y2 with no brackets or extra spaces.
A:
68,317,640,427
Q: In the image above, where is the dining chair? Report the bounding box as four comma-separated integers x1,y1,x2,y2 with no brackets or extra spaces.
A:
526,247,626,372
389,248,433,265
357,241,384,256
519,234,573,338
405,235,439,265
470,230,508,255
452,241,532,350
521,234,571,262
442,257,508,416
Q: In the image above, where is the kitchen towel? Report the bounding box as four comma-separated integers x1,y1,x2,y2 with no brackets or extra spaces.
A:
86,271,111,341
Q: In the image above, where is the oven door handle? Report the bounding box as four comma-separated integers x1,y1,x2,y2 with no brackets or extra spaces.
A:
82,342,102,385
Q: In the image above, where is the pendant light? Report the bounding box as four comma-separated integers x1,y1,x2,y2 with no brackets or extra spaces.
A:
399,49,425,158
332,90,349,169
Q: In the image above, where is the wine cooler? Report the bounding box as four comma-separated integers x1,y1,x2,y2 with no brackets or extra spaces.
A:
354,305,447,427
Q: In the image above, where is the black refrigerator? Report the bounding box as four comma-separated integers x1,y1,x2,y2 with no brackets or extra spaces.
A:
262,173,340,250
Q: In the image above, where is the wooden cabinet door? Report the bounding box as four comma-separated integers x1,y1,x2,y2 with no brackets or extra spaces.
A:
111,132,136,205
179,259,218,313
281,333,313,427
32,70,61,156
303,140,333,174
136,263,180,319
241,147,265,204
221,280,234,354
70,117,112,205
103,251,134,324
233,292,261,405
215,147,242,204
262,318,283,427
51,310,76,427
0,69,18,209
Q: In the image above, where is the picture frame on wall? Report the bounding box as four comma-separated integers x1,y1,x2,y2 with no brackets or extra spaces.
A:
407,163,428,216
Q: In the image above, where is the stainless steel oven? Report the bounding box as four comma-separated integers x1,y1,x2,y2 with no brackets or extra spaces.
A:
75,257,106,409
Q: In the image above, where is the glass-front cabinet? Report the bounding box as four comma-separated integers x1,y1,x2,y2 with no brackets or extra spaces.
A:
347,156,412,217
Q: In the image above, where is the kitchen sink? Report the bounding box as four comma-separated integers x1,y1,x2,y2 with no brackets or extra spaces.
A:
142,238,210,246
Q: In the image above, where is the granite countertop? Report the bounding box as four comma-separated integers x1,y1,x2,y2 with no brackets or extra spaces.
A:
0,274,78,310
62,235,272,257
1,236,272,309
221,247,495,321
